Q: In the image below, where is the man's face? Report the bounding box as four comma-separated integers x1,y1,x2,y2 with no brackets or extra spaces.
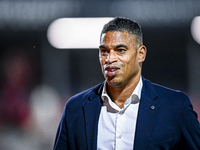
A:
99,31,146,87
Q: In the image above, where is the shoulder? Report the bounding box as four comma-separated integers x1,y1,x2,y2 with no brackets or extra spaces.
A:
153,82,188,98
65,82,104,108
143,78,190,106
142,78,197,123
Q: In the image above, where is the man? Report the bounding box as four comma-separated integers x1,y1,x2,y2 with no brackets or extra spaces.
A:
53,17,200,150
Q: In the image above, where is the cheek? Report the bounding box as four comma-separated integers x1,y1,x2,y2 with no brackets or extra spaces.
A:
99,56,105,67
122,57,137,71
119,56,132,66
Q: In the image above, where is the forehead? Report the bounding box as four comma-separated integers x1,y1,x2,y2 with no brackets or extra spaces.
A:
100,31,135,45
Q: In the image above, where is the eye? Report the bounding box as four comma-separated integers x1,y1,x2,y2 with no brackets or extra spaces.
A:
117,48,126,54
100,49,108,56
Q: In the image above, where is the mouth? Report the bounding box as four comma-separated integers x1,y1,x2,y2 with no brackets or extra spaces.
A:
104,65,120,77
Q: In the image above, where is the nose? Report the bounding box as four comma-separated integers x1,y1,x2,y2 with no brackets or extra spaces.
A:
106,50,118,64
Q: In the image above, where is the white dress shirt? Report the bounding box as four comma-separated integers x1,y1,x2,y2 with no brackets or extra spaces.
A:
97,77,143,150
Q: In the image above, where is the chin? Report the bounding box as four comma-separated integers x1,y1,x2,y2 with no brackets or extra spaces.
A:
106,78,123,87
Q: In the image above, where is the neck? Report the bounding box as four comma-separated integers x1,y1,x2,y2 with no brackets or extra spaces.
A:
107,74,141,109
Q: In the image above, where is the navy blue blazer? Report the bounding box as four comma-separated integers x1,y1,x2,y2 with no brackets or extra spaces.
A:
54,78,200,150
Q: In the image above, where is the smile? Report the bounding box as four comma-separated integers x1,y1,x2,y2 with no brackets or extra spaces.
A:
108,68,118,71
104,65,120,77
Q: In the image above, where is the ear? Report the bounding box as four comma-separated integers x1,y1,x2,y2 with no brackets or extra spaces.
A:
138,45,147,63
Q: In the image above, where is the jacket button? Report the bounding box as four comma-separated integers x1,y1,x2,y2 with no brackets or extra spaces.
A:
151,106,155,110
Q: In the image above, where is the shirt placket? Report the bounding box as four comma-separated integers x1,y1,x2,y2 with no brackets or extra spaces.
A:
115,111,123,150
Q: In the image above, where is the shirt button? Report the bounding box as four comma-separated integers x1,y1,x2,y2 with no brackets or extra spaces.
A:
117,135,122,139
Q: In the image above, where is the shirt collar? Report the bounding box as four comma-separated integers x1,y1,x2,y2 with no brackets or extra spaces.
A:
101,76,143,105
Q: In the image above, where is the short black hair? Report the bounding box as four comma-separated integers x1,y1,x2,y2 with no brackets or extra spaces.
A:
101,17,143,44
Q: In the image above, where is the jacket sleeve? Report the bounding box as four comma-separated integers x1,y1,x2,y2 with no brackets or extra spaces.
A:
53,105,68,150
179,95,200,149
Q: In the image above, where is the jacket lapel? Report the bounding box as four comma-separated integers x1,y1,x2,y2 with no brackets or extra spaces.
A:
134,78,160,150
82,84,103,150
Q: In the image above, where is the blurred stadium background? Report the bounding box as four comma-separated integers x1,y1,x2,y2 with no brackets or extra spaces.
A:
0,0,200,149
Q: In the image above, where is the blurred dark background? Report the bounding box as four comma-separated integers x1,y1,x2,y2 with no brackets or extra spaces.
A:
0,0,200,149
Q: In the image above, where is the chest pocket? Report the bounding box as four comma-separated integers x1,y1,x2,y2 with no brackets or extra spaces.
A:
148,131,174,144
147,132,175,150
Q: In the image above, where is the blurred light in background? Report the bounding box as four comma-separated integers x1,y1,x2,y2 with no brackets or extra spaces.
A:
191,16,200,45
47,17,113,49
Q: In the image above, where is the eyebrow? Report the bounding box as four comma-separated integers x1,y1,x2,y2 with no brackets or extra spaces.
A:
99,45,107,49
115,44,128,49
99,44,128,49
